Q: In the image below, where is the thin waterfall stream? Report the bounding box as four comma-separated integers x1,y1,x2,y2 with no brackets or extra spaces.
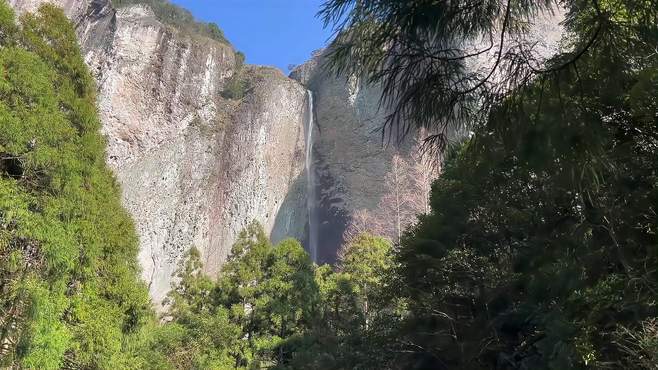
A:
305,90,318,262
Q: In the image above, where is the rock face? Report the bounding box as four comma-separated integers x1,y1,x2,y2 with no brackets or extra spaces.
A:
9,0,309,305
291,52,415,264
288,8,565,262
6,0,445,302
7,0,564,304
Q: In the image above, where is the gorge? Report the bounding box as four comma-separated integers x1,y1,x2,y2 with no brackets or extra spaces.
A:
2,0,655,368
7,0,424,304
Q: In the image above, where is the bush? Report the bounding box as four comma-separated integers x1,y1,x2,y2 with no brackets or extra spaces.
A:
220,72,249,100
235,50,245,68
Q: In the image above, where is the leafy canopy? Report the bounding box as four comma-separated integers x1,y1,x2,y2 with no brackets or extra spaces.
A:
0,2,151,368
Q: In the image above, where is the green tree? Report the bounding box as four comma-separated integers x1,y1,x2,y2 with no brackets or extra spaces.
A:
215,223,320,368
317,1,657,367
141,247,240,369
388,19,657,370
0,2,151,368
338,234,392,331
154,222,322,369
285,234,397,370
319,0,658,148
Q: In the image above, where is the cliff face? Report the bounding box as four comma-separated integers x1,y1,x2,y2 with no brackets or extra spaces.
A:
288,8,564,262
7,0,562,304
9,0,309,304
291,52,416,263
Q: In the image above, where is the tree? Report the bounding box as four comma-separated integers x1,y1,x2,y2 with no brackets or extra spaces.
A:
145,248,240,369
0,2,151,368
212,222,272,368
292,234,399,370
261,239,320,366
153,222,322,369
319,0,657,149
321,2,657,366
389,17,658,368
344,138,439,244
338,234,392,331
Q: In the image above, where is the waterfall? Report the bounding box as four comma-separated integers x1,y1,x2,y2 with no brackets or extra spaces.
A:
305,90,318,262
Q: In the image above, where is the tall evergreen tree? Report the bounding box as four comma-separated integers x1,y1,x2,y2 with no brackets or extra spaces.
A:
319,0,657,369
320,0,658,148
0,2,151,368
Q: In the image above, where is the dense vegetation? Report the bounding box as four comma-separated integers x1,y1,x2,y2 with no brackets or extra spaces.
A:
0,0,655,369
312,0,658,367
144,0,657,369
141,224,394,369
0,3,151,368
385,37,658,369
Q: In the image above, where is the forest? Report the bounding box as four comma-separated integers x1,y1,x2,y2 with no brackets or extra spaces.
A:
0,0,656,369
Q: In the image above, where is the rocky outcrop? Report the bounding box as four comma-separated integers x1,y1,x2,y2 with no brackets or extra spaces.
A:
205,67,308,276
289,5,565,262
9,0,310,305
289,6,564,262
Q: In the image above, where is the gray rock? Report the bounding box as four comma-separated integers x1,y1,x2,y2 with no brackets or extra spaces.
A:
9,0,309,307
291,51,414,264
8,0,564,306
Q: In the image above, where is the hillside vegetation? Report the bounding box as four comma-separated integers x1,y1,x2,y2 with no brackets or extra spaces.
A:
0,0,655,369
0,3,151,368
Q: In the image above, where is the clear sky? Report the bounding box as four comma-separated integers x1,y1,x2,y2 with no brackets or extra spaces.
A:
170,0,334,73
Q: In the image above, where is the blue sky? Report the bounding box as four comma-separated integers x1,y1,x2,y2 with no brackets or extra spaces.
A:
171,0,334,73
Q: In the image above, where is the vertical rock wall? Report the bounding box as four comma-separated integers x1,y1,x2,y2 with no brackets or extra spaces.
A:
291,52,415,264
205,67,308,276
9,0,309,305
289,5,564,262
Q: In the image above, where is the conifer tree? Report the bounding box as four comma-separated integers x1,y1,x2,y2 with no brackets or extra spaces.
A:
0,2,151,368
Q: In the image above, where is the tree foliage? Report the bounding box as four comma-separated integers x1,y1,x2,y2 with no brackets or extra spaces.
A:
151,223,322,369
380,1,657,367
313,1,657,366
0,2,151,368
147,225,396,370
319,0,658,149
388,50,657,367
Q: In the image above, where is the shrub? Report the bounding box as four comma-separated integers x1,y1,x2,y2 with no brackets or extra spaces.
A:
220,72,249,100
